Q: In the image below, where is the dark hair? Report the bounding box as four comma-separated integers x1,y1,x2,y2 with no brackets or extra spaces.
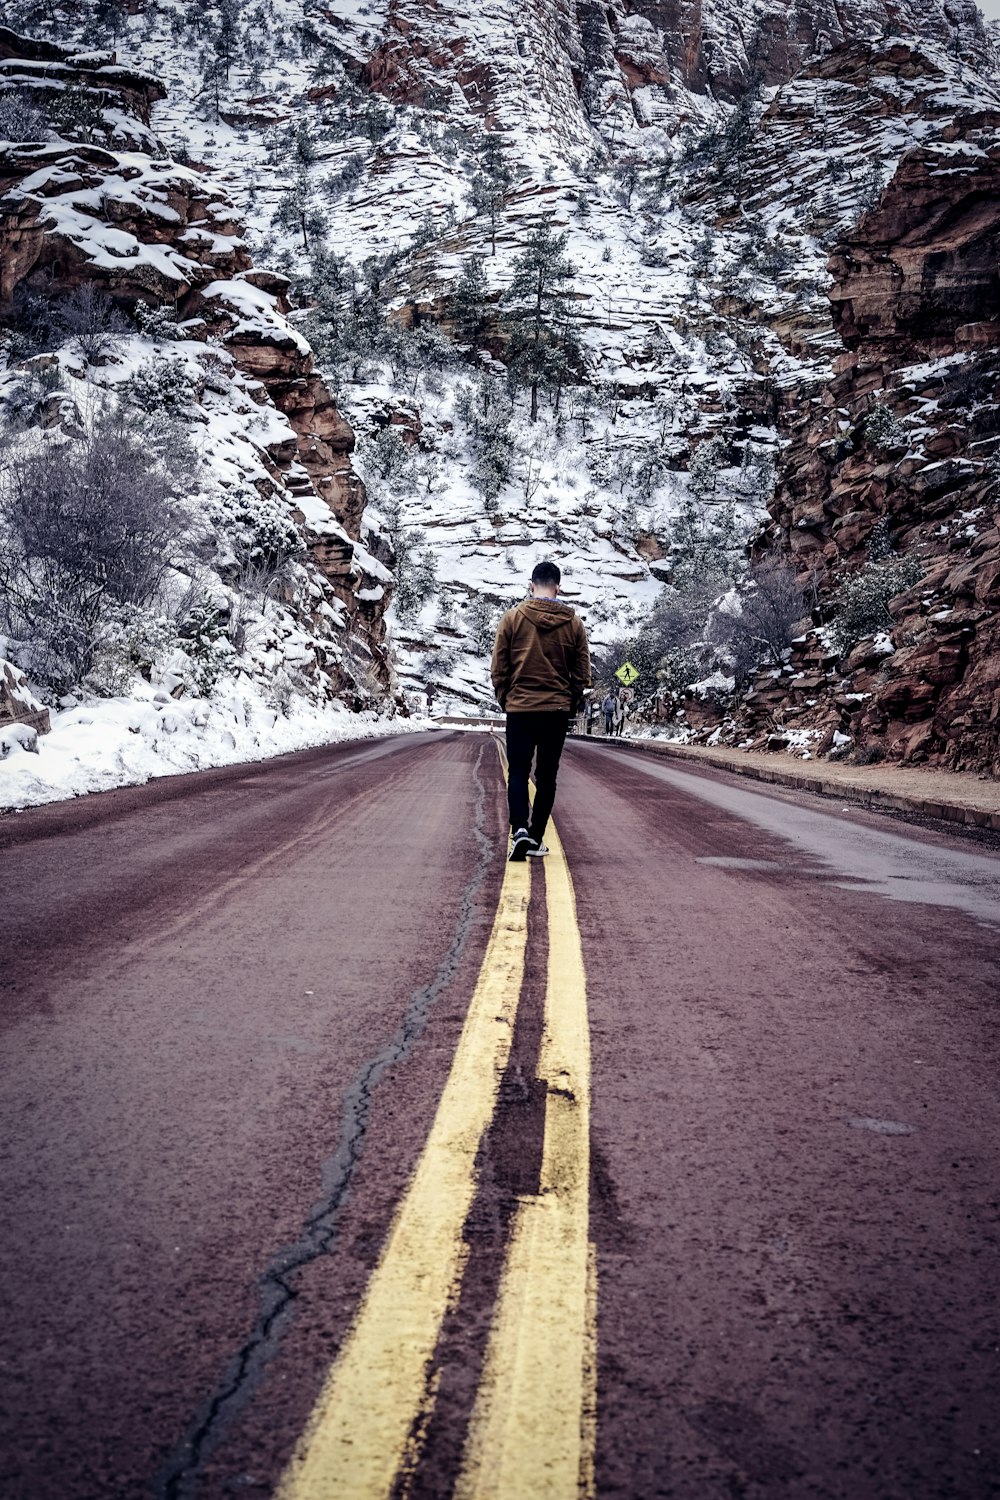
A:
531,560,561,586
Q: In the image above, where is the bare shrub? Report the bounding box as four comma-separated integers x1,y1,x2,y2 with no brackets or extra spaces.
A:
595,580,718,702
851,742,887,766
6,283,126,364
0,91,49,143
227,554,295,651
56,284,128,363
711,557,806,686
0,411,191,692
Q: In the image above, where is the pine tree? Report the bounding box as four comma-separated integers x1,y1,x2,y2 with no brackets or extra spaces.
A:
217,0,241,80
504,222,579,422
294,123,318,168
451,256,490,351
669,491,741,592
92,0,128,43
274,169,327,251
197,54,226,121
687,435,728,501
471,133,513,256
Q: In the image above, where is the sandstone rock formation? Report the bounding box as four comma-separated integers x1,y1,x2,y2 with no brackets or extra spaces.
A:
736,44,1000,773
0,26,393,692
317,0,993,144
0,659,50,739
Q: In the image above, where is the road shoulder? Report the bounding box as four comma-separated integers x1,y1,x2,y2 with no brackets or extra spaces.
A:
595,736,1000,834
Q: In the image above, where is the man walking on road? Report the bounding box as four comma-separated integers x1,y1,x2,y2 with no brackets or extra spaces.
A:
491,560,591,861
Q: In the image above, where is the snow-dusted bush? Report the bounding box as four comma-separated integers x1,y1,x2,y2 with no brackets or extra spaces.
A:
669,488,743,592
464,595,497,655
132,303,181,342
656,642,708,707
366,426,416,486
864,403,909,453
857,156,889,215
736,450,776,508
48,85,109,143
379,494,437,622
0,91,49,143
210,489,304,647
86,605,178,697
464,594,518,656
423,646,457,675
395,546,438,619
323,151,367,199
0,362,65,430
176,598,234,694
831,555,922,655
124,355,198,415
0,410,191,693
686,435,730,500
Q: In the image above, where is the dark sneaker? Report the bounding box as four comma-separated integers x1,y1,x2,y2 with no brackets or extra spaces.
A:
526,841,549,857
508,827,535,862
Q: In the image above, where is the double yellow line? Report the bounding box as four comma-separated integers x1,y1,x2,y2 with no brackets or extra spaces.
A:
275,763,595,1500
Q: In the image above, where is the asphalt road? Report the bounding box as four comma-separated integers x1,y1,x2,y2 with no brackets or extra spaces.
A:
1,730,998,1500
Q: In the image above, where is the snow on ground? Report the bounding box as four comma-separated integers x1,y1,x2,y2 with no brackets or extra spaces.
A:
0,671,424,812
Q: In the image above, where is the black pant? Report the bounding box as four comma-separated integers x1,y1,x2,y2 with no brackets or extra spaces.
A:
505,711,569,841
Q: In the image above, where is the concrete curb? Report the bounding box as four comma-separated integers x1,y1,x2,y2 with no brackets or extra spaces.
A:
597,737,1000,833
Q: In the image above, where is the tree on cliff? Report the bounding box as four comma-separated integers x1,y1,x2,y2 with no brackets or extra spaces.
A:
274,170,328,252
471,134,513,256
669,487,742,592
504,223,580,422
451,256,491,351
196,55,227,122
456,377,513,511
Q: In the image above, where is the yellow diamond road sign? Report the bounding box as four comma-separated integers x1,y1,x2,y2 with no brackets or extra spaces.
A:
615,662,640,686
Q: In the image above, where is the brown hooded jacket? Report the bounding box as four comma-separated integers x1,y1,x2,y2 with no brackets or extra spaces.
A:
490,598,591,714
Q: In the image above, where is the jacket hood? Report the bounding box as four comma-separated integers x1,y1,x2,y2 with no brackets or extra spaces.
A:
517,598,577,633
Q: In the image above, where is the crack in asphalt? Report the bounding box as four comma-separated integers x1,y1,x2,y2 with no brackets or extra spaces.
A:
153,743,494,1500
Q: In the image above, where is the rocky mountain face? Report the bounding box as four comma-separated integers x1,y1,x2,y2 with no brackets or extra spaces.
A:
1,0,998,771
346,0,989,125
0,24,393,710
617,0,989,95
717,39,1000,773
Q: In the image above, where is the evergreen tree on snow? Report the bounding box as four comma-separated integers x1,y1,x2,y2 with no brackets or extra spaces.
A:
452,256,491,351
471,134,513,256
504,223,580,422
686,435,729,501
274,170,327,251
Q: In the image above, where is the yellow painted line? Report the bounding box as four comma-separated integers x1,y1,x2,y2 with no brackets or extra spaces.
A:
274,854,532,1500
457,814,596,1500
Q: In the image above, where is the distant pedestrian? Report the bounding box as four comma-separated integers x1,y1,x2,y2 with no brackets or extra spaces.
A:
585,700,596,736
491,560,591,861
602,691,615,735
613,697,626,737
